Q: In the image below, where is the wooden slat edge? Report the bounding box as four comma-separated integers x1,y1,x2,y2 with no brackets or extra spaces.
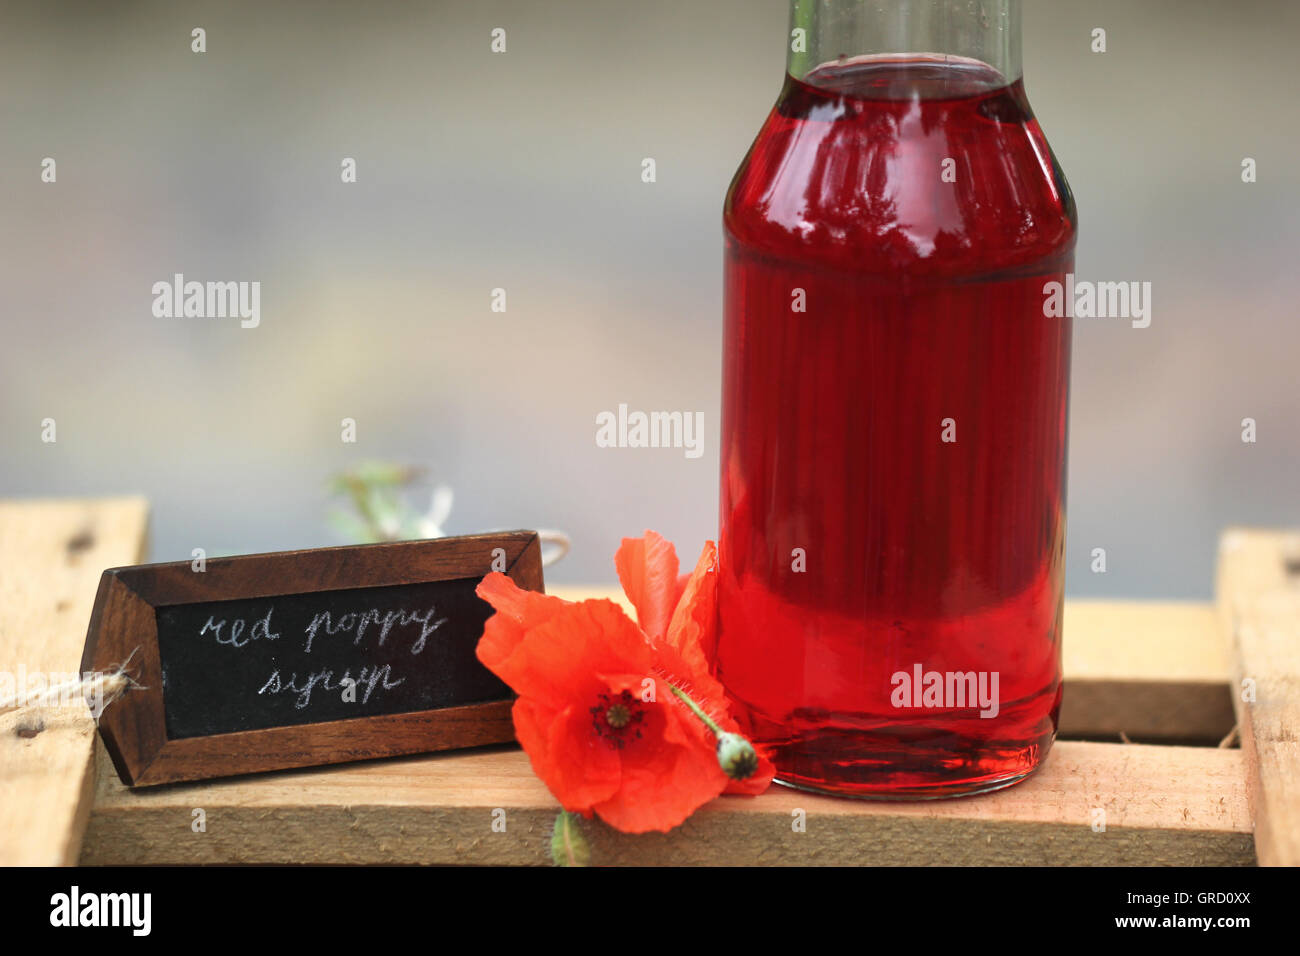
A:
1061,600,1232,740
0,497,150,865
1216,527,1300,867
82,739,1252,866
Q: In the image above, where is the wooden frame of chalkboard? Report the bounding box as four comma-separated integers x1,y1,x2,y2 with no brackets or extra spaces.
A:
81,531,542,787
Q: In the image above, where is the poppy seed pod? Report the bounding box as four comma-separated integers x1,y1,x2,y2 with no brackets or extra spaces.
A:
716,732,759,781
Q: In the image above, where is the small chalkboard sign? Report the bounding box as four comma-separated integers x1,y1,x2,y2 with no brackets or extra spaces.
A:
81,531,541,787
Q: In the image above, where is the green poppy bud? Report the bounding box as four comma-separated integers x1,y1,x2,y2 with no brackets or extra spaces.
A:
715,731,759,780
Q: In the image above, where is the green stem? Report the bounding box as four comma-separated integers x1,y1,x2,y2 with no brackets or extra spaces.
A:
667,683,724,738
550,811,590,867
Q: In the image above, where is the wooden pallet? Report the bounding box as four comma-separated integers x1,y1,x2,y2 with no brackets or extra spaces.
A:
1,498,1294,866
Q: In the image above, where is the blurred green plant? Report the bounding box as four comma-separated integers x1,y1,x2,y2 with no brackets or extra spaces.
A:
327,461,454,543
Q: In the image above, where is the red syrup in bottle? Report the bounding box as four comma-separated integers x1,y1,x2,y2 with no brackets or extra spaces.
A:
716,57,1076,797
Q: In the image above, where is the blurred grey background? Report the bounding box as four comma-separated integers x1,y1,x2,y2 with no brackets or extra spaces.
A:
1,0,1296,596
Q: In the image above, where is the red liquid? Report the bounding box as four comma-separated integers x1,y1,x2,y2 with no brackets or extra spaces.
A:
717,58,1076,797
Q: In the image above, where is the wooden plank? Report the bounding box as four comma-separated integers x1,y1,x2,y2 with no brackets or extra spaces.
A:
0,497,149,865
552,589,1235,743
0,499,1254,866
1063,601,1230,683
1060,600,1233,741
82,739,1251,865
65,581,1243,865
1216,527,1300,867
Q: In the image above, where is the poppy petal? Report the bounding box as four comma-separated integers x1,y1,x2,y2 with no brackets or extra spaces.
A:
475,572,570,673
592,687,727,833
652,642,728,715
513,697,621,810
662,540,720,677
614,531,681,641
486,599,653,711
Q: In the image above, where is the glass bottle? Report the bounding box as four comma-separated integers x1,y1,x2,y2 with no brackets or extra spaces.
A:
716,0,1076,797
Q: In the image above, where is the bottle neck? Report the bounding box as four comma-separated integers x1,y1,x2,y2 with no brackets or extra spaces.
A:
787,0,1022,91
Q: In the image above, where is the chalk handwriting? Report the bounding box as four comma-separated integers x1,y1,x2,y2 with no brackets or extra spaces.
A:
258,663,405,709
302,605,446,654
198,608,280,648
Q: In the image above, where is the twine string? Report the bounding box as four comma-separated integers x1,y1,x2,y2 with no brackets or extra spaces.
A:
0,647,144,719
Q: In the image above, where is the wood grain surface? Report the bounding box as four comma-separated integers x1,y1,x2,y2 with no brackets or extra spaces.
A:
1216,527,1300,866
81,738,1252,866
0,497,149,865
0,499,1273,866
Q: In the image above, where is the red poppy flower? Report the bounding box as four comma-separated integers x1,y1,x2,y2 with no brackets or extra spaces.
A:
476,531,773,834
